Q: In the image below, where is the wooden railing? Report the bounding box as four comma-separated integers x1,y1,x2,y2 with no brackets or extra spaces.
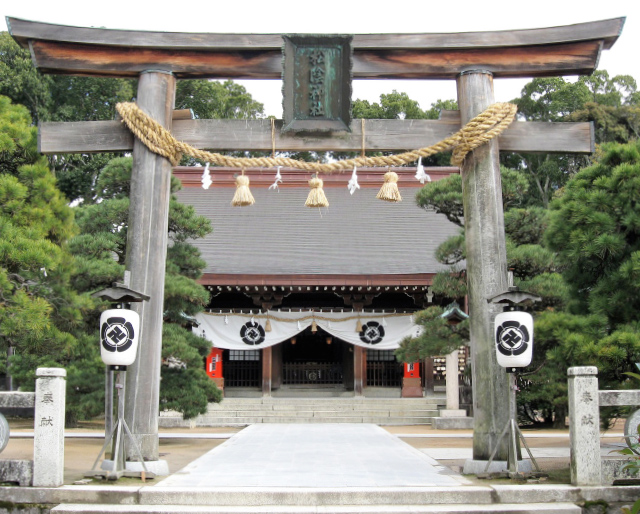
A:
224,361,261,387
367,361,402,387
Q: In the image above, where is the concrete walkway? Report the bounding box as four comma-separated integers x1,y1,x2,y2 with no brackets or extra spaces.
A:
160,424,469,488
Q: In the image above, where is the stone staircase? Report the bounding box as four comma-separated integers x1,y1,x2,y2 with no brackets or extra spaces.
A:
43,485,617,514
159,397,445,427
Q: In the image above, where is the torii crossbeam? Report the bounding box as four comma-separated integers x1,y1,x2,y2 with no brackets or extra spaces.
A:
8,16,624,472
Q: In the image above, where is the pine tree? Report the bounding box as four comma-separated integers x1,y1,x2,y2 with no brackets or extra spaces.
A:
70,157,221,418
0,95,91,401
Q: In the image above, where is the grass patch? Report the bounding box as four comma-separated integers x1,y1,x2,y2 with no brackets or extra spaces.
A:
545,467,571,484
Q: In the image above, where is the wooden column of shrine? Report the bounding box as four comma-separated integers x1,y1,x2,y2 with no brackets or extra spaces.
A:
353,346,365,396
262,346,273,396
424,358,435,395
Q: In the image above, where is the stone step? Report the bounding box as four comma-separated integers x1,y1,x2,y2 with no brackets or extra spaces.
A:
12,482,640,508
215,398,443,403
52,503,581,514
201,409,441,417
160,397,447,427
176,416,437,424
215,404,442,411
207,405,442,412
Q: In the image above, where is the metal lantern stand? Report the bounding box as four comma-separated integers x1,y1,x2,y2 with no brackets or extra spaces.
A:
87,365,151,481
86,273,152,481
483,365,541,477
483,278,545,479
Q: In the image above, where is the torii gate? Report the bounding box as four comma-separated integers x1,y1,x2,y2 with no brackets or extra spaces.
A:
8,16,624,470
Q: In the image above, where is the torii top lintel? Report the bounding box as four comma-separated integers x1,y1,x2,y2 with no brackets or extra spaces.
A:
6,17,624,80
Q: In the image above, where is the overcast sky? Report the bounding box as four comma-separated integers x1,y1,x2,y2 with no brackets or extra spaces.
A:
3,0,638,117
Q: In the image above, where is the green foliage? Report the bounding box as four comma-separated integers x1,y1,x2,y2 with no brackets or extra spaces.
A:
434,232,465,266
0,96,98,425
160,367,222,419
0,91,220,419
416,173,464,226
159,324,221,419
505,71,639,208
514,273,569,310
351,93,457,166
416,166,542,302
522,312,640,427
0,32,136,202
49,76,136,122
0,33,52,123
0,97,79,352
416,166,528,228
176,80,264,120
69,155,218,419
500,167,530,209
518,312,607,427
396,306,468,362
504,207,548,246
546,140,640,325
569,102,640,144
506,241,557,279
430,269,467,300
354,91,435,120
512,77,592,122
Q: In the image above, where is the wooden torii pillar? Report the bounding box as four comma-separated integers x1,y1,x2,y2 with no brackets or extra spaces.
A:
8,16,624,466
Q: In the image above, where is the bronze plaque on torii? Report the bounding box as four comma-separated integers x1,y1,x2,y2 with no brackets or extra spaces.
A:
282,34,353,133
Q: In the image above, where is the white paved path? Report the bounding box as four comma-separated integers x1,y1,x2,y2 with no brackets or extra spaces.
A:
160,424,467,487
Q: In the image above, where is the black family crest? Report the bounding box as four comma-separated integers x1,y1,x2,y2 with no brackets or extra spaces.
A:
101,316,135,353
240,321,266,346
495,319,530,356
359,321,385,345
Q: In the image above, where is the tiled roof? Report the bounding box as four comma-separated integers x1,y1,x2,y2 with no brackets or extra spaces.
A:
174,170,461,277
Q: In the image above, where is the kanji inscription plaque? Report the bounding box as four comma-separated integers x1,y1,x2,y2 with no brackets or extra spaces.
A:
282,34,352,133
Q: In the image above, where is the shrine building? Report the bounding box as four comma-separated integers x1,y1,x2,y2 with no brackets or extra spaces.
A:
173,165,467,399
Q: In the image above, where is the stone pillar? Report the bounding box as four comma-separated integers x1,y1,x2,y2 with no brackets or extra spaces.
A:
568,366,601,485
262,346,273,396
445,350,460,411
457,70,510,462
124,70,176,462
33,368,66,487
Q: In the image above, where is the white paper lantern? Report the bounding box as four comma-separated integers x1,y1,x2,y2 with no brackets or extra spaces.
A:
494,311,533,368
99,309,140,366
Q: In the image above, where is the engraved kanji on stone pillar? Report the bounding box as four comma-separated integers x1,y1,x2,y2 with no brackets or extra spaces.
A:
568,366,601,485
33,368,66,487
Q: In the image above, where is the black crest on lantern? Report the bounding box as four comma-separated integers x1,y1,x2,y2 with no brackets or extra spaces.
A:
101,316,135,353
495,320,530,356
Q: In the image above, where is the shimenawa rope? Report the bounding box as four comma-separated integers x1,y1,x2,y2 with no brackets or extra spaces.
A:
115,102,517,171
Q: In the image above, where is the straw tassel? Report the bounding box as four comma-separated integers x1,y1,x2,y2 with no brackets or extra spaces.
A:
356,318,363,332
305,175,329,208
231,171,255,206
265,317,272,332
376,171,402,203
311,320,317,332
